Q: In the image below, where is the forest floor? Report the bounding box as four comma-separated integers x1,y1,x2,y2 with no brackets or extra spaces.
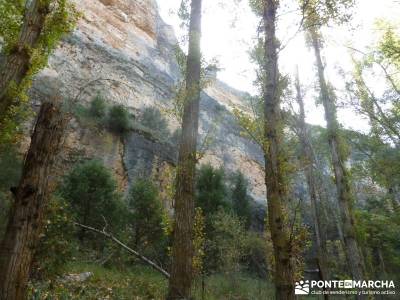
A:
28,262,275,300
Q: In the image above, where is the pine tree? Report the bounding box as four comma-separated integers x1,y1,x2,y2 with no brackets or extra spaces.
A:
128,179,165,252
60,160,123,242
196,164,228,217
231,172,251,229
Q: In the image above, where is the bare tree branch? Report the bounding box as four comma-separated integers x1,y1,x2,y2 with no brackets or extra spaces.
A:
74,222,170,279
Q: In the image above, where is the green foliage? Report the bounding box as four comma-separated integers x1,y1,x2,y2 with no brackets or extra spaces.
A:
209,209,246,275
193,207,206,276
377,21,400,70
28,262,274,300
248,0,263,16
230,171,252,228
108,104,131,134
351,135,400,190
89,94,107,120
0,0,79,144
0,0,24,49
347,22,400,157
356,198,400,280
242,231,268,277
60,160,126,243
302,0,355,31
74,95,135,138
139,107,171,139
177,0,190,30
32,196,75,279
233,105,265,149
348,55,399,145
127,178,167,259
290,221,312,281
193,273,274,300
167,46,217,125
195,164,230,218
326,240,348,278
193,166,273,278
28,263,167,300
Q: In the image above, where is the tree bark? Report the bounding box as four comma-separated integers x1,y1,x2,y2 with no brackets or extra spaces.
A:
294,72,330,298
167,0,202,299
262,1,295,299
0,100,69,300
0,0,50,122
310,29,365,286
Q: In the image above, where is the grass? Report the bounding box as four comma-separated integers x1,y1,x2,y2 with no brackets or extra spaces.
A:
28,262,167,300
28,262,275,300
192,273,274,300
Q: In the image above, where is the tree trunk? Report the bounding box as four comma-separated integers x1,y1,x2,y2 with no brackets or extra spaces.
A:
294,72,330,298
310,28,365,286
262,1,295,299
0,0,50,122
0,100,69,300
167,0,202,299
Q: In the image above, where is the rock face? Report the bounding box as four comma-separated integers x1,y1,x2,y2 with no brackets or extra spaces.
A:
31,0,266,202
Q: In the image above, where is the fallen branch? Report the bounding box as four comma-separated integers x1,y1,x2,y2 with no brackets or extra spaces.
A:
74,222,170,279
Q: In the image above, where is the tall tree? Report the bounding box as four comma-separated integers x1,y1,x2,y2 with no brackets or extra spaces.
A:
0,0,76,142
0,0,49,113
167,0,202,298
262,0,295,298
294,71,330,289
346,25,400,209
303,2,366,286
0,99,69,300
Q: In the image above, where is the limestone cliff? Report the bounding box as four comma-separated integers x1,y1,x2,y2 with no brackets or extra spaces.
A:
30,0,266,203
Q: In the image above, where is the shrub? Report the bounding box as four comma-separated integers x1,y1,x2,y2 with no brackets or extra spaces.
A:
242,231,268,277
60,160,126,244
209,209,246,275
89,94,107,119
108,105,130,134
127,178,167,260
140,107,170,138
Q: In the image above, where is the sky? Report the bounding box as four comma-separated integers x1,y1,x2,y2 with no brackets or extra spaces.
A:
156,0,400,131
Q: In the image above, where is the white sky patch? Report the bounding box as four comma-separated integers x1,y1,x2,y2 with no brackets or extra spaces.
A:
157,0,400,131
